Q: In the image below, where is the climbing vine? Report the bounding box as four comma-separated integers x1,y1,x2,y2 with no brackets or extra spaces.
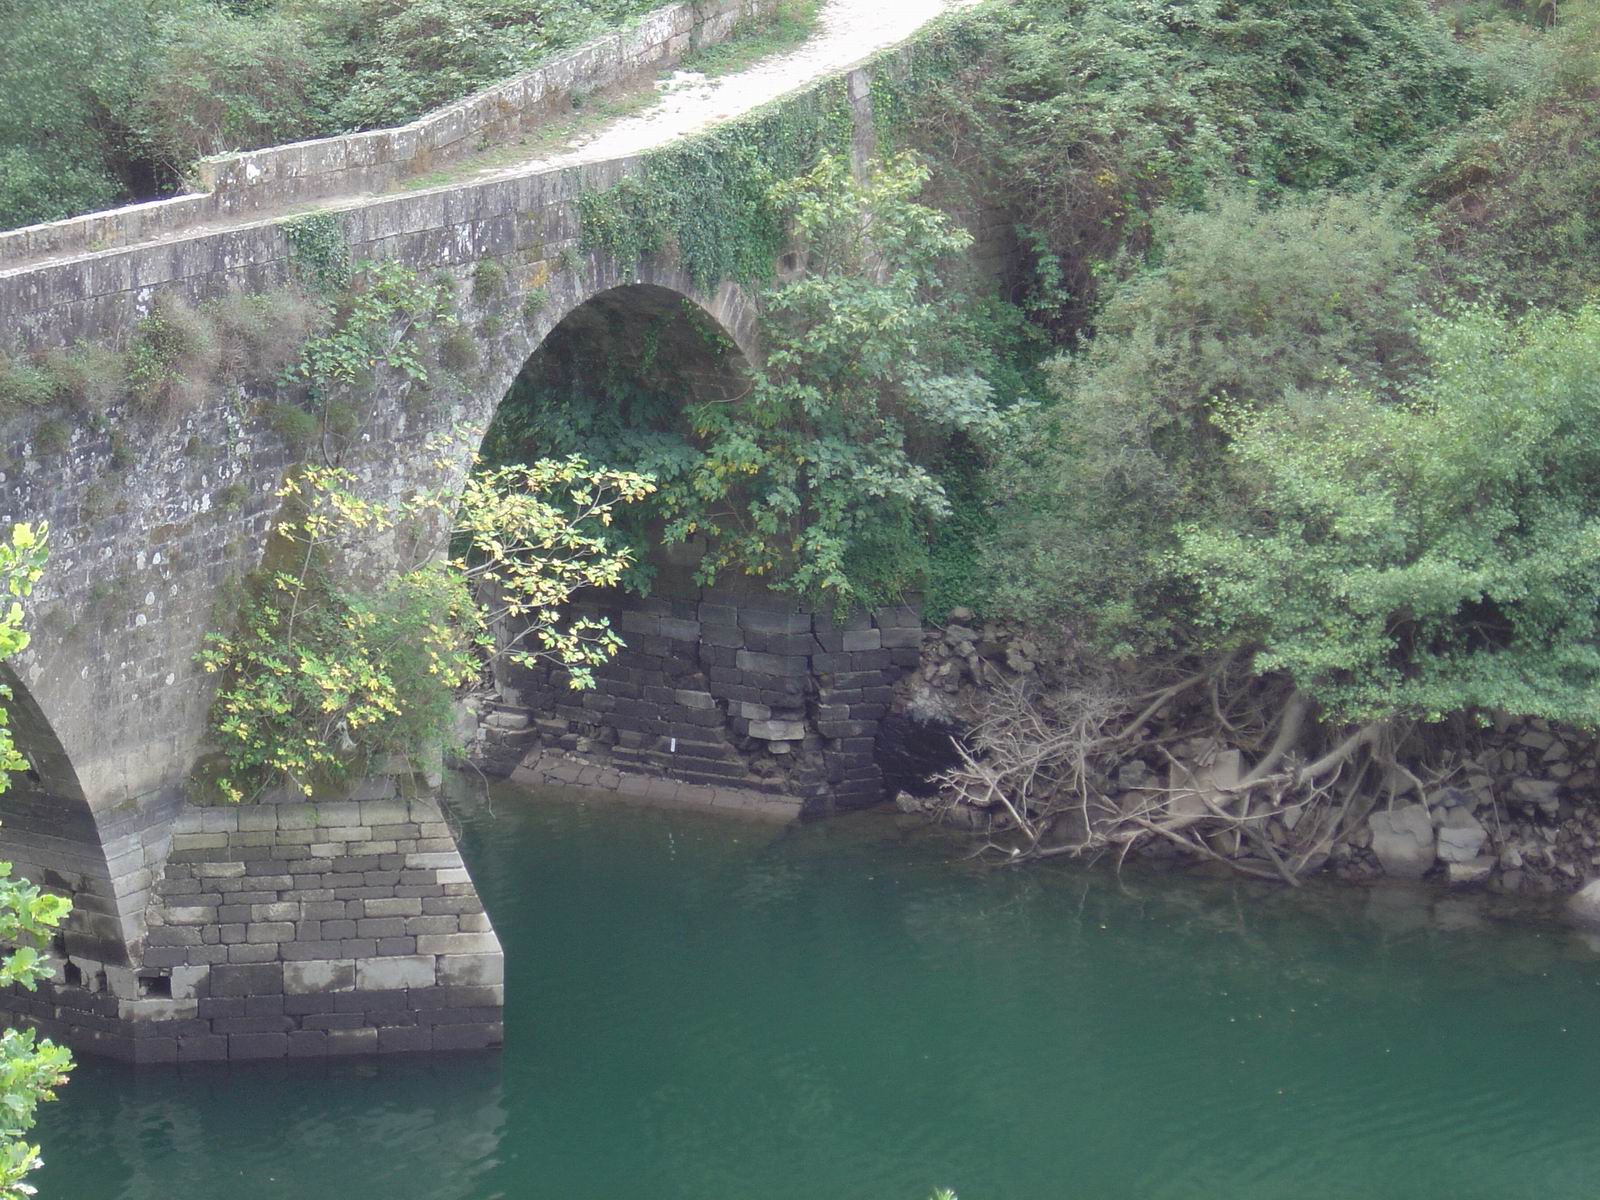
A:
282,212,352,294
578,79,856,289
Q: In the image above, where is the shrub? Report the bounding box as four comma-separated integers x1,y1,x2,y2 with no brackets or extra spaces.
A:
131,11,327,174
1178,301,1600,725
983,189,1428,651
126,296,217,416
1414,4,1600,310
891,0,1506,328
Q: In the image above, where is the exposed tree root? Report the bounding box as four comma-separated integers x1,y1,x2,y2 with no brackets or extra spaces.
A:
929,658,1441,883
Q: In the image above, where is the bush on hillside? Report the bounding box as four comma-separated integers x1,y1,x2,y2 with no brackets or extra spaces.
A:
1180,301,1600,726
982,189,1427,652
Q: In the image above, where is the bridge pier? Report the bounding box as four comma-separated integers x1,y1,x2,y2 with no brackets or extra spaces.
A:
4,762,502,1062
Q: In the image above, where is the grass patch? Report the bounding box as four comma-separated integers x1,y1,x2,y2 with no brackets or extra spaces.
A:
682,0,822,78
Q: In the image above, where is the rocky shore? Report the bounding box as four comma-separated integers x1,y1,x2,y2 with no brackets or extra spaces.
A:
894,612,1600,912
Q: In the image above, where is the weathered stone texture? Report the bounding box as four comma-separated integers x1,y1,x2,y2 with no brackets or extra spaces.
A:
0,788,503,1062
489,590,923,814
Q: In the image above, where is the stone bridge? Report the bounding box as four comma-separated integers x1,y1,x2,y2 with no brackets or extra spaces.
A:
0,0,976,1059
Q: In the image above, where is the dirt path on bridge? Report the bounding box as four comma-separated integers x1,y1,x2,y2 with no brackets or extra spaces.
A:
496,0,967,174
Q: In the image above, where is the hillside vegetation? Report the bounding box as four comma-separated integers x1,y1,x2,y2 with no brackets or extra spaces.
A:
0,0,662,229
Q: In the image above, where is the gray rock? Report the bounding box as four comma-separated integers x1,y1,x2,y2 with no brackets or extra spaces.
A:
1568,878,1600,926
1511,778,1562,813
1436,808,1488,864
1446,857,1495,886
1368,803,1436,879
748,719,806,741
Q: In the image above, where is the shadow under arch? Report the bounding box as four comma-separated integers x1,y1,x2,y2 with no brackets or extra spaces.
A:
481,280,757,590
0,663,131,963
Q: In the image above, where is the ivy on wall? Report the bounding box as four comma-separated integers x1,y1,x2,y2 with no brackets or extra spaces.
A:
578,80,857,289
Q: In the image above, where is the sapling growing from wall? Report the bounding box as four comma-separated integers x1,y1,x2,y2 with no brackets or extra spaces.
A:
200,454,653,802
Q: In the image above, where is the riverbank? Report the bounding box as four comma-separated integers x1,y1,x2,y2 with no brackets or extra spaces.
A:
895,614,1600,909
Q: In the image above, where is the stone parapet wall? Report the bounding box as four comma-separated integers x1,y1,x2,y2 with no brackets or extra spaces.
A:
0,0,775,268
489,590,922,813
0,779,502,1063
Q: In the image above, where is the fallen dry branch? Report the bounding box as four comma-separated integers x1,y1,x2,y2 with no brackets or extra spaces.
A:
928,661,1415,883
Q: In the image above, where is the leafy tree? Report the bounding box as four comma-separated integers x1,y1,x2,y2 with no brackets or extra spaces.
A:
1413,1,1600,310
893,0,1507,328
200,457,652,801
660,152,1007,609
0,0,185,227
983,189,1427,652
0,524,73,1200
1179,301,1600,725
130,9,329,175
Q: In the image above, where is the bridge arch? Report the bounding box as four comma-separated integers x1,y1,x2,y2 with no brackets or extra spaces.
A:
0,664,134,964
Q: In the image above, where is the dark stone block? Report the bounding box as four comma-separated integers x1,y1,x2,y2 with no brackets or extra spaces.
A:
378,1026,434,1053
336,989,408,1014
697,602,739,626
214,1015,296,1035
142,947,193,969
198,996,246,1019
287,1030,330,1056
739,609,812,635
846,649,893,671
430,1023,503,1051
408,986,503,1011
209,963,283,997
303,1013,368,1031
817,720,875,739
177,1034,230,1062
418,1006,502,1026
284,994,339,1017
830,670,889,690
130,1038,179,1064
228,1032,290,1059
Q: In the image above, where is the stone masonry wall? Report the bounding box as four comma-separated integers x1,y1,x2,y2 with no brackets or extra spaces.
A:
0,780,503,1063
0,0,775,266
485,589,923,814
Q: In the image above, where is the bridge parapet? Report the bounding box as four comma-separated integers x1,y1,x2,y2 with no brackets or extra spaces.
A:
0,0,774,270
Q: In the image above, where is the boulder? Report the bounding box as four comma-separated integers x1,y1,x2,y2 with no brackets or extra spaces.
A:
1446,857,1495,886
1435,808,1488,864
1511,778,1562,815
1568,878,1600,926
1368,803,1436,879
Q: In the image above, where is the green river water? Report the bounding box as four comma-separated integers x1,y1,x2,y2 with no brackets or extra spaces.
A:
35,783,1600,1199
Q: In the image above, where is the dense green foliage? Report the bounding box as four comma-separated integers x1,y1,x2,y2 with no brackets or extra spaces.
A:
656,154,1007,608
0,526,74,1200
1182,303,1600,726
0,0,662,229
986,190,1428,651
521,153,1026,610
578,83,855,290
970,0,1600,729
880,0,1517,328
200,458,649,801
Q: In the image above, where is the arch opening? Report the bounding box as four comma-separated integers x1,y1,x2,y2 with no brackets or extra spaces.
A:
0,664,130,963
466,282,911,814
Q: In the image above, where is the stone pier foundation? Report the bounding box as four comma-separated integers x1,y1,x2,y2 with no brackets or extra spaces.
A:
0,780,503,1062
